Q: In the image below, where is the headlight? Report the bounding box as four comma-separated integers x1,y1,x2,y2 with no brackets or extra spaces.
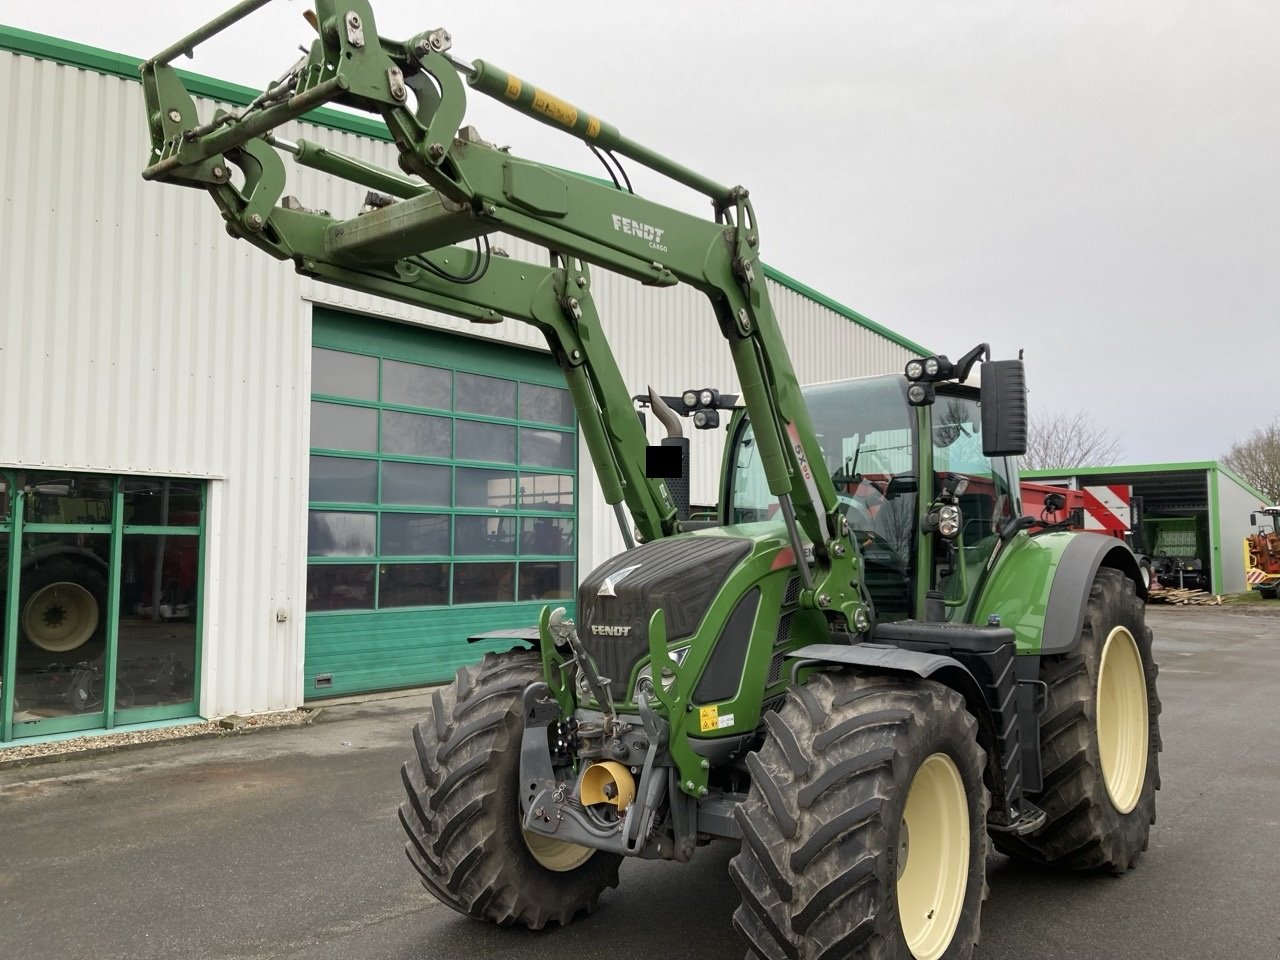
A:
699,388,715,407
924,357,940,376
905,360,924,380
634,646,691,695
939,504,961,538
681,390,698,408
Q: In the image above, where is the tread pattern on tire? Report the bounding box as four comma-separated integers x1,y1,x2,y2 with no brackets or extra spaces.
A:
730,673,990,960
994,567,1162,872
398,649,620,929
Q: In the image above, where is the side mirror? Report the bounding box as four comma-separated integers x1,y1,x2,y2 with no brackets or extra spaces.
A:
980,360,1027,457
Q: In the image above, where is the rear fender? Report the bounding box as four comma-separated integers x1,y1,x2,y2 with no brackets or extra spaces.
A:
975,530,1144,656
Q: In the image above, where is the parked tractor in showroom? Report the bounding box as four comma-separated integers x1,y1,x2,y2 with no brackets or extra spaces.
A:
140,4,1161,957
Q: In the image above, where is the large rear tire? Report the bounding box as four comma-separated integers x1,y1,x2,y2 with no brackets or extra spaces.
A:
994,567,1161,872
398,649,621,929
730,673,989,960
20,558,108,658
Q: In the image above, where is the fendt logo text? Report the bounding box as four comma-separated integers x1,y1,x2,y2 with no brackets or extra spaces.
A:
611,214,668,253
590,624,633,637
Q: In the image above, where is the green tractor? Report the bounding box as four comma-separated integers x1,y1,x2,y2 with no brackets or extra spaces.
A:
140,4,1161,957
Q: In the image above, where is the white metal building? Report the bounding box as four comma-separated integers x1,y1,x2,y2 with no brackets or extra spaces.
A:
0,28,924,744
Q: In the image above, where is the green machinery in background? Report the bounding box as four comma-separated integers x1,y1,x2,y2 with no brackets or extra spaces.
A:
140,4,1162,957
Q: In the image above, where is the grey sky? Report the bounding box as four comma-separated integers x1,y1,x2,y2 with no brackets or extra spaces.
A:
7,1,1277,465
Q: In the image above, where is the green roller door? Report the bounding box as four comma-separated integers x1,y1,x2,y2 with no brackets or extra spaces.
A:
304,310,577,698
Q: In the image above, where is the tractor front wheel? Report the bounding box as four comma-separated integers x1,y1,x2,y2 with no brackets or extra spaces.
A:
994,567,1161,872
731,673,989,960
398,649,621,928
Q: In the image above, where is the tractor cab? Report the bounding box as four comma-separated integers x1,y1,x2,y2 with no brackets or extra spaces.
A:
723,362,1024,623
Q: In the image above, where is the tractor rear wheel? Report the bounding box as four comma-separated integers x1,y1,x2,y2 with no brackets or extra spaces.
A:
398,649,621,928
730,673,989,960
994,567,1161,872
20,558,108,658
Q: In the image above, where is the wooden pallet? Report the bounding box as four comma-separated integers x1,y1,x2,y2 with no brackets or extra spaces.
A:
1148,587,1222,605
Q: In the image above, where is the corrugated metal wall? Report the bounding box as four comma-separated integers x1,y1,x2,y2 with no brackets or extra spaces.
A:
0,47,916,715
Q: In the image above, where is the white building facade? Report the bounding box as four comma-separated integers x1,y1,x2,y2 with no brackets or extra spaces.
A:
0,29,923,743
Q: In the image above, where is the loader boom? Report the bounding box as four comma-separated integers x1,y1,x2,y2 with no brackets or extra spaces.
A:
140,0,869,633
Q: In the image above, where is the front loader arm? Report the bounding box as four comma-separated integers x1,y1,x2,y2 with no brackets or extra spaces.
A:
139,0,870,635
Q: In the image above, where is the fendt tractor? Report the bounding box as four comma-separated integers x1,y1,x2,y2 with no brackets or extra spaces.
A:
141,4,1161,957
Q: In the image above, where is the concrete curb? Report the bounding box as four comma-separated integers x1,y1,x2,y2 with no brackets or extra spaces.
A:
0,711,326,772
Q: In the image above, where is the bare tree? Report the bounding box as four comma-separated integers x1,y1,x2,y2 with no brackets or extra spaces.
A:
1022,410,1123,471
1223,417,1280,503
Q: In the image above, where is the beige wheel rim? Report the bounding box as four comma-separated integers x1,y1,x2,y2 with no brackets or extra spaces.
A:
1097,625,1149,814
897,752,970,960
22,582,99,652
521,823,595,872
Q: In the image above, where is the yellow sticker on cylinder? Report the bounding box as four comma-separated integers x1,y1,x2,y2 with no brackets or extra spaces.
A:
532,88,578,127
586,115,601,139
504,74,521,100
699,705,719,732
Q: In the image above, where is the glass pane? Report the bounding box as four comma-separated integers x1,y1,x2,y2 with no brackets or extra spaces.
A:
24,473,113,525
12,533,111,724
116,533,198,709
521,517,574,556
456,468,518,510
520,562,575,601
456,420,516,463
383,359,451,410
520,473,574,512
306,564,375,611
520,382,574,426
453,562,515,604
382,462,451,507
311,401,376,452
381,513,450,556
307,511,376,557
122,479,201,526
312,347,377,400
379,563,449,608
309,456,377,504
1,474,10,521
520,428,574,469
382,410,451,458
456,372,516,418
456,515,516,556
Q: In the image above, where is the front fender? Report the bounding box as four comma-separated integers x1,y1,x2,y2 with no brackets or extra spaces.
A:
974,531,1144,656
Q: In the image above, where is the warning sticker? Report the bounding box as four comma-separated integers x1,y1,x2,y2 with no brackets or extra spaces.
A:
585,115,602,139
503,74,522,100
699,706,735,732
699,706,718,732
532,88,578,128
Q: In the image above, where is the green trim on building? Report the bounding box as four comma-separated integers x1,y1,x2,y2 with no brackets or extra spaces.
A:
0,24,925,355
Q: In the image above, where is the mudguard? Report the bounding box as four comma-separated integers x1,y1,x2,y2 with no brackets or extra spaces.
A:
975,530,1144,656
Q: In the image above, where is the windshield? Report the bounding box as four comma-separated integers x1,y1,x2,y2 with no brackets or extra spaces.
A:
729,377,917,569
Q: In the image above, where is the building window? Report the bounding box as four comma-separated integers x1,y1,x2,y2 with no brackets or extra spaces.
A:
1,471,205,743
307,346,577,612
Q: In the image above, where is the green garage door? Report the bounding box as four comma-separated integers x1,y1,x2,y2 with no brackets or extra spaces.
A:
304,310,577,698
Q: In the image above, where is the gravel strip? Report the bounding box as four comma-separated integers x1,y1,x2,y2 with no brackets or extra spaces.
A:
0,709,314,768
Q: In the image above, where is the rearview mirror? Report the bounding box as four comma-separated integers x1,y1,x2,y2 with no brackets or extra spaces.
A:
980,360,1027,457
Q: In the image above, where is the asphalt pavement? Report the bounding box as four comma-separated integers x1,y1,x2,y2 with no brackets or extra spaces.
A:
1,604,1278,960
